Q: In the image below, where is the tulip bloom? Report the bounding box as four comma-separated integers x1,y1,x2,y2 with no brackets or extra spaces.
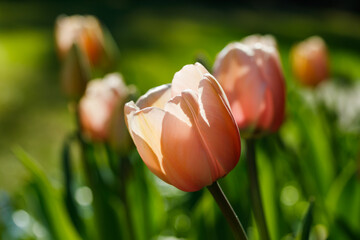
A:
79,73,134,152
213,35,286,133
125,63,241,192
55,15,105,66
291,36,329,86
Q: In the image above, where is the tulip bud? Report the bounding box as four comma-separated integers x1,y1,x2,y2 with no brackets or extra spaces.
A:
79,73,135,153
213,35,286,135
55,15,105,66
125,63,241,192
291,36,329,86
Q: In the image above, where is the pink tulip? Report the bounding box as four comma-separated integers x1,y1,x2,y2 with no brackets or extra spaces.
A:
55,15,105,66
79,73,134,152
125,63,241,192
291,36,329,86
213,35,286,133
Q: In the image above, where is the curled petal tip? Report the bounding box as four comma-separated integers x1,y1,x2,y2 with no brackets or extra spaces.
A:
124,101,138,113
136,84,171,110
172,63,210,97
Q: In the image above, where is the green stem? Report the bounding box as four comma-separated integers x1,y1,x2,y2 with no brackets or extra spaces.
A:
118,157,136,240
119,177,136,240
103,144,136,240
207,181,248,240
246,139,270,240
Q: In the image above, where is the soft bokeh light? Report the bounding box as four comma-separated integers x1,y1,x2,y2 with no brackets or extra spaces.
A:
281,185,300,207
75,186,93,206
32,222,47,239
12,210,30,229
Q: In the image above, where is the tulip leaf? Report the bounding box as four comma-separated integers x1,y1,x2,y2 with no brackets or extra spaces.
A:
329,162,360,238
79,140,124,240
62,135,87,238
296,200,314,240
257,146,279,240
13,146,81,240
288,91,335,198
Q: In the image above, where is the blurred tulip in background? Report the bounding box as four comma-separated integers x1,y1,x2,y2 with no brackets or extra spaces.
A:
125,63,241,192
291,36,329,86
55,15,105,66
213,35,286,135
79,73,135,153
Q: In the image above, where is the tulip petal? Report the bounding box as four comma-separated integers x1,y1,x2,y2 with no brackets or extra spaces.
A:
171,63,209,97
160,92,214,192
80,96,110,140
253,47,285,131
102,73,129,99
257,89,274,130
124,103,169,183
196,75,241,176
136,84,172,110
214,43,266,129
242,34,277,49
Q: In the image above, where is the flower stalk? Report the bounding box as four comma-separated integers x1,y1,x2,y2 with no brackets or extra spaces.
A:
207,181,248,240
118,161,136,240
246,139,270,240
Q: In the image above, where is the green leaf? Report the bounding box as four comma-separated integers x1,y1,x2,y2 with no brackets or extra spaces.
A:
62,135,86,238
13,146,81,240
326,160,357,214
299,200,314,240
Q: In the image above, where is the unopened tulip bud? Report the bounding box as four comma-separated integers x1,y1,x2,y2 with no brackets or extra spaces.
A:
213,35,286,135
291,36,329,86
55,15,105,66
125,63,241,192
79,73,134,153
60,44,90,100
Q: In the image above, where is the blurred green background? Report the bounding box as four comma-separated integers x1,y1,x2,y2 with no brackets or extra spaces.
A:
1,1,360,239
